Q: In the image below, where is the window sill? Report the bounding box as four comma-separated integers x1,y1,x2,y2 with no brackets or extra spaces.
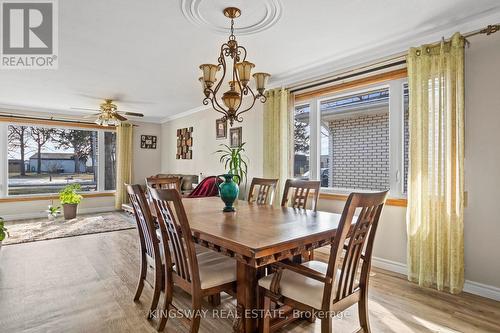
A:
319,191,407,207
0,192,115,203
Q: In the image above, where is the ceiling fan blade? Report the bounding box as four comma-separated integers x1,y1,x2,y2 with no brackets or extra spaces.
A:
71,107,100,112
83,113,100,119
123,112,144,117
113,113,127,122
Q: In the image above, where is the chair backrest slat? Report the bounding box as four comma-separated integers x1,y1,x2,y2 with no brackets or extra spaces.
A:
149,188,200,289
127,184,160,261
322,190,388,309
248,178,278,206
281,179,320,211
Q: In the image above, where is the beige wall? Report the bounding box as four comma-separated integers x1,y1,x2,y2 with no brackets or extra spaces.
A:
132,121,162,184
463,32,500,288
161,104,264,187
159,33,500,292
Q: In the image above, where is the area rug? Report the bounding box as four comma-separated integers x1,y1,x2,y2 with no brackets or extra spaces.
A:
2,212,135,245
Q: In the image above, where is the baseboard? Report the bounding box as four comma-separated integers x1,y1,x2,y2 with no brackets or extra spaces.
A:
2,206,117,221
371,256,500,301
463,280,500,302
372,256,408,275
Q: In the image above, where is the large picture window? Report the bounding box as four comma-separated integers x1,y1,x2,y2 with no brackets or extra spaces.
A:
293,77,408,197
3,122,116,196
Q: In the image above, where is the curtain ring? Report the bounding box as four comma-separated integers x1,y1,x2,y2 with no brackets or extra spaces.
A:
416,50,421,56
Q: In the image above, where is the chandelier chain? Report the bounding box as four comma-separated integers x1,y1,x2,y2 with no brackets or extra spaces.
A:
229,18,235,40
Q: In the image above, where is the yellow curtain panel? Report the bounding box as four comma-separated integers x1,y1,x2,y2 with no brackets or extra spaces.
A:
115,122,134,209
406,33,465,294
263,88,293,206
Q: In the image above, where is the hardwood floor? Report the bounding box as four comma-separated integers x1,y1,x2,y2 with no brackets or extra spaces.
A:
0,226,499,332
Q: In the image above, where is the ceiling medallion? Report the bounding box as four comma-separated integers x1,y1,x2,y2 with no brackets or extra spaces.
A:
181,0,283,36
199,7,270,126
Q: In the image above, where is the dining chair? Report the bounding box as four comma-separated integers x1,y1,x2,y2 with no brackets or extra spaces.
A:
281,179,321,211
259,190,389,333
248,177,279,206
146,176,181,192
149,188,237,332
281,179,321,260
126,184,164,318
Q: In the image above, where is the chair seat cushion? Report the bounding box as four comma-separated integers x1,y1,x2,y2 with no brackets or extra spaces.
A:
258,261,329,310
197,251,236,289
156,227,236,289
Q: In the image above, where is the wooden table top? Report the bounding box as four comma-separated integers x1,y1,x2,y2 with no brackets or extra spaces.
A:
182,197,342,259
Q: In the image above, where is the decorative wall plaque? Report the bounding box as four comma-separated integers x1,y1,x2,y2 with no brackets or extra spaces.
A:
140,135,157,149
176,127,193,159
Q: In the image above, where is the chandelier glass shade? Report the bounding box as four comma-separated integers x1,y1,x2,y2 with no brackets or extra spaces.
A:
199,7,270,126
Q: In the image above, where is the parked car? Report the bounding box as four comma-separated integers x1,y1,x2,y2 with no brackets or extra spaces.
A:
299,168,329,187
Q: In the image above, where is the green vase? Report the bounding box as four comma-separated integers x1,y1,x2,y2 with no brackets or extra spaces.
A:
218,173,240,212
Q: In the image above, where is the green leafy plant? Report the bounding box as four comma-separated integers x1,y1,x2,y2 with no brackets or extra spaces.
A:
46,204,61,217
215,142,249,187
59,184,83,205
0,217,8,241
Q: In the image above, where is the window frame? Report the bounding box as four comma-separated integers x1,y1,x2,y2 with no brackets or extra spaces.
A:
0,120,116,199
294,77,408,198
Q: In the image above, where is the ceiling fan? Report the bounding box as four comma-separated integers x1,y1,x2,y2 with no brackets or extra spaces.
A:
72,99,144,126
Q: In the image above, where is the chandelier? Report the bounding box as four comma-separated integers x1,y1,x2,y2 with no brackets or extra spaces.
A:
199,7,270,126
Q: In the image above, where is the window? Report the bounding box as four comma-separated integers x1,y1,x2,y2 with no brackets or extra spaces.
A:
293,104,310,179
294,77,408,197
3,122,116,196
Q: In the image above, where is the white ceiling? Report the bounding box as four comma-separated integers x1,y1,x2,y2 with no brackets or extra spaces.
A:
0,0,499,122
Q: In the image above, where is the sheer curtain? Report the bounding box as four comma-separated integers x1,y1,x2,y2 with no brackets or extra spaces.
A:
115,122,134,209
263,88,294,206
406,33,465,293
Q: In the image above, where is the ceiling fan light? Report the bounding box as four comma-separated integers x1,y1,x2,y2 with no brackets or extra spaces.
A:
235,61,254,86
253,72,271,95
199,64,220,88
222,89,241,111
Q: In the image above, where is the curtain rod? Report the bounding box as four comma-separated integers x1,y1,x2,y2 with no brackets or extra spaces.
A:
290,23,499,94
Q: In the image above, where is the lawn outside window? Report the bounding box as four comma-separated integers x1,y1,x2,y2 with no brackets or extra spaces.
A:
0,121,116,198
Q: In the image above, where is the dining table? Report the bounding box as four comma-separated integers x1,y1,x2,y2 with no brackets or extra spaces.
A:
179,196,343,333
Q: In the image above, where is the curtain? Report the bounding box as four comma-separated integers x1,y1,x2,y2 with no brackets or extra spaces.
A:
263,88,293,206
115,122,134,209
406,33,465,294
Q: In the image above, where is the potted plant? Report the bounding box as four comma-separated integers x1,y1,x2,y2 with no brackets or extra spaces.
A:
0,217,8,251
59,184,83,220
215,142,249,199
46,203,61,221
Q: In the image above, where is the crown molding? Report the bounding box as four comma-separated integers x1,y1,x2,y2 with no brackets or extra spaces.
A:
160,105,210,124
269,7,500,88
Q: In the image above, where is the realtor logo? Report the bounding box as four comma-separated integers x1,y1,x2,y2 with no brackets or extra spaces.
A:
1,0,58,69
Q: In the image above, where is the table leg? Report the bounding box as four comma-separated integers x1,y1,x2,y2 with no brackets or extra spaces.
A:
234,261,258,333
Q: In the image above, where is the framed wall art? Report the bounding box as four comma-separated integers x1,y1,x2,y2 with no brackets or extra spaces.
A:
229,127,242,148
216,118,227,139
141,135,157,149
176,127,193,159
